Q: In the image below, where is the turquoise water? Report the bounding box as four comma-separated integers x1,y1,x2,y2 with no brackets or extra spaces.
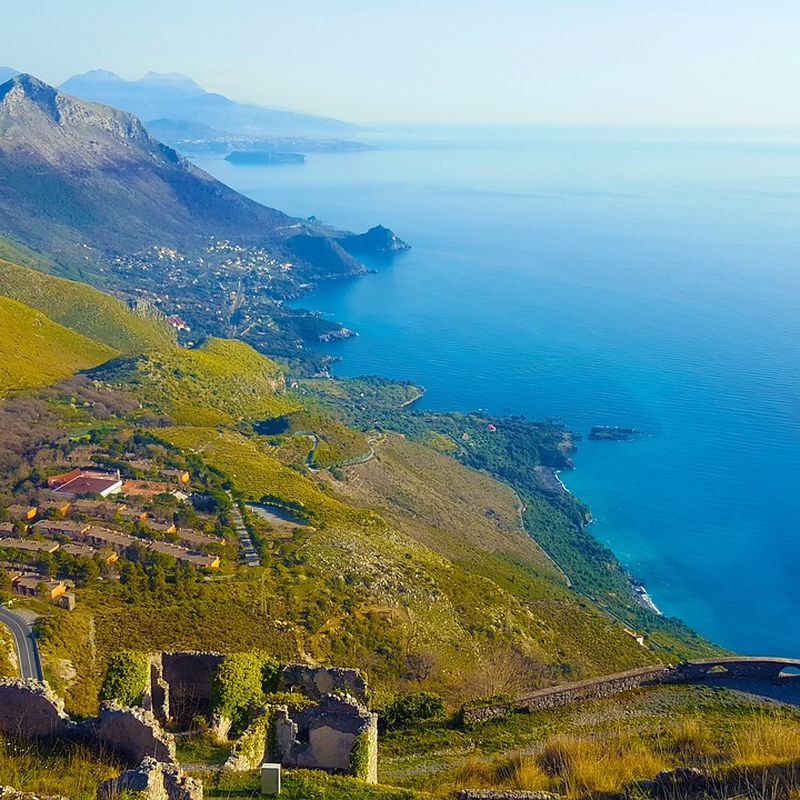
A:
194,129,800,656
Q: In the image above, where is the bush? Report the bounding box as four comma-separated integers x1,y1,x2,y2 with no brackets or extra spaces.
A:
99,651,149,707
382,691,446,730
211,652,278,727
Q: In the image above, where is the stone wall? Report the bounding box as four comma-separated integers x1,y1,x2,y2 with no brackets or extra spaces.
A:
278,664,369,704
462,666,673,724
158,652,224,726
97,756,202,800
458,792,559,800
0,680,71,739
92,702,176,766
271,694,378,783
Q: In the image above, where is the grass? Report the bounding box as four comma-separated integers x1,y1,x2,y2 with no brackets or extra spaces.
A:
93,338,297,425
0,623,16,677
0,256,174,352
0,735,123,800
0,295,117,394
176,733,232,766
381,684,800,797
201,768,432,799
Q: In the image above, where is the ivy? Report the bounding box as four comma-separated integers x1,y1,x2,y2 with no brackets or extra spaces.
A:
99,651,149,707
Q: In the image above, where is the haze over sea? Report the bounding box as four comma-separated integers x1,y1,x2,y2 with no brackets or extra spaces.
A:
195,128,800,656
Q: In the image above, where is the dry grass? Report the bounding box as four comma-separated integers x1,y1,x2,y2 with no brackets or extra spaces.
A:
731,717,800,767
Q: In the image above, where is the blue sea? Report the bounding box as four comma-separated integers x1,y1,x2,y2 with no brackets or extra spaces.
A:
194,128,800,656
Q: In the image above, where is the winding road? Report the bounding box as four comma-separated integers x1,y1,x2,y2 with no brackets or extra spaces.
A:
0,606,43,680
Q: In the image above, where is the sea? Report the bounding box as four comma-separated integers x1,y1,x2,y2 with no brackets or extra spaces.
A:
193,127,800,656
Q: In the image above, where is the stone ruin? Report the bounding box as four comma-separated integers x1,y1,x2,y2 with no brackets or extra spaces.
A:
0,678,199,800
278,662,369,704
272,692,378,783
143,651,225,728
0,659,379,795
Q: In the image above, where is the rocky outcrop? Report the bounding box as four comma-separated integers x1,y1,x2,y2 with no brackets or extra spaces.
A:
278,664,369,704
0,679,71,738
94,702,175,765
97,757,202,800
338,225,411,256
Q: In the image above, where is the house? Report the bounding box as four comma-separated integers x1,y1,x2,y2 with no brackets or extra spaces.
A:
175,528,224,549
146,540,220,569
121,480,172,499
7,505,37,522
60,542,96,558
32,520,90,538
37,499,72,518
146,520,177,535
118,507,148,524
12,574,67,600
83,526,137,553
51,469,123,498
0,538,60,554
70,500,133,522
161,469,190,485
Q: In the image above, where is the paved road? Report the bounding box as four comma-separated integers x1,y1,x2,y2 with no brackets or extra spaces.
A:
0,606,43,680
227,492,261,567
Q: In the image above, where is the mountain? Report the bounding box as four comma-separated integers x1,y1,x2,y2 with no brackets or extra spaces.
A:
0,67,19,84
0,74,364,281
60,69,356,137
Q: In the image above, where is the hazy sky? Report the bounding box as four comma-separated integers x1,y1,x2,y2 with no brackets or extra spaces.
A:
4,0,799,127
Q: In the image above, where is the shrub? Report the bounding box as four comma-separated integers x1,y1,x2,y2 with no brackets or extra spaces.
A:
349,729,372,779
99,651,149,707
382,691,446,730
211,652,278,727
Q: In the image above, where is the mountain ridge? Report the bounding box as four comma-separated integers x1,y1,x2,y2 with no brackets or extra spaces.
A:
60,68,356,137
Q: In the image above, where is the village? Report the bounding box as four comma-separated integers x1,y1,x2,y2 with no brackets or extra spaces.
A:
0,457,233,611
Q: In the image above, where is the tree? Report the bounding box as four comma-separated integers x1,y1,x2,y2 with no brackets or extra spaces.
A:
211,652,271,726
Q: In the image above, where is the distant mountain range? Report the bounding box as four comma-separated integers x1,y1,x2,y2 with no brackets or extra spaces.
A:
59,69,357,138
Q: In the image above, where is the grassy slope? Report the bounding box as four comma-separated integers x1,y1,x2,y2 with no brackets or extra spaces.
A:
0,257,173,352
92,338,297,425
0,296,116,393
382,684,800,797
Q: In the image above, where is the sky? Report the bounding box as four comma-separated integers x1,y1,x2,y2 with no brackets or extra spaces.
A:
3,0,800,127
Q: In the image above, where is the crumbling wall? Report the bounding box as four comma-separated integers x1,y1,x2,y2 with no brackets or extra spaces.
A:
97,756,202,800
0,680,71,739
93,702,175,765
278,664,368,704
271,694,378,783
160,652,224,726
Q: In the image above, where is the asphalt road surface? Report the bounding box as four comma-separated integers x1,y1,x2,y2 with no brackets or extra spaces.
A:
0,605,43,680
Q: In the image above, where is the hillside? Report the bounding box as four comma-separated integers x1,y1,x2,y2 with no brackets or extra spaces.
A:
0,295,115,392
90,338,295,425
0,257,173,352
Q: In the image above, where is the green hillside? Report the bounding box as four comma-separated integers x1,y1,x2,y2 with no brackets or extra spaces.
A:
91,337,297,424
0,257,174,352
0,295,116,393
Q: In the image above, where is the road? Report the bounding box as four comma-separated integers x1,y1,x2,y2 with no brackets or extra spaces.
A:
0,606,43,680
226,492,261,567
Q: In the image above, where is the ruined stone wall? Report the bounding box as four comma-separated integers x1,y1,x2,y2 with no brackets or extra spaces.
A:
92,702,175,766
97,756,202,800
271,694,378,783
159,652,224,726
0,680,71,739
278,664,368,704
